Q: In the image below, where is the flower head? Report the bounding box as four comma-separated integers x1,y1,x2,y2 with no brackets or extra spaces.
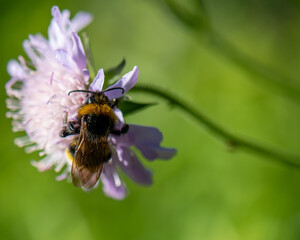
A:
6,6,92,174
6,6,176,199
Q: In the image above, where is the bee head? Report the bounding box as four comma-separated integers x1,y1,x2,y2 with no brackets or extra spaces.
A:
68,87,125,104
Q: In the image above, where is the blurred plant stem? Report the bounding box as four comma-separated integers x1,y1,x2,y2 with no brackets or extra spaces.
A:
162,0,300,101
82,32,96,80
132,84,300,169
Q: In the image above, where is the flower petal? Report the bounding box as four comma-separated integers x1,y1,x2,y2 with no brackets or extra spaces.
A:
89,69,104,92
112,124,176,161
116,147,152,186
113,108,125,131
127,124,163,145
55,49,77,69
136,144,177,161
82,69,90,82
5,78,22,98
71,11,93,32
111,124,162,147
101,161,127,200
71,32,86,70
23,40,40,64
7,60,27,79
28,34,51,57
51,6,64,23
48,6,72,52
104,66,139,99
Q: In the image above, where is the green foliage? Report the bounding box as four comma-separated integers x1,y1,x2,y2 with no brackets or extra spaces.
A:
118,97,156,116
1,1,300,240
104,58,126,88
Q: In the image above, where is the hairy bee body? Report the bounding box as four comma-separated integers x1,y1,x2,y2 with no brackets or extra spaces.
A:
61,91,123,189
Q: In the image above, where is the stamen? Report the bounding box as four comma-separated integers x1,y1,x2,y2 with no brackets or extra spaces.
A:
50,72,54,86
46,94,57,104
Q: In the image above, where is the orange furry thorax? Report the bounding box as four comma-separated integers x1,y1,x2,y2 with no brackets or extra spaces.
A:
78,103,116,121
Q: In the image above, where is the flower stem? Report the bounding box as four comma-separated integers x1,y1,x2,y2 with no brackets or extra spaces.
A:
132,84,300,169
82,32,96,80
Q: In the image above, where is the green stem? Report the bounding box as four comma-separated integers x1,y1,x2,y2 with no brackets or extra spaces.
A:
132,84,300,169
82,32,96,80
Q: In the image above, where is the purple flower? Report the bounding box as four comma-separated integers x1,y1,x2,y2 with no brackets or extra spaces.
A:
5,6,176,200
6,6,92,177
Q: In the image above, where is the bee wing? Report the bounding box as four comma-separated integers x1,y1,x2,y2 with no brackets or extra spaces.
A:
71,161,103,189
71,116,106,189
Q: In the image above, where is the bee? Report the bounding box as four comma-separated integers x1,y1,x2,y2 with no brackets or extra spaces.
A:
60,87,129,189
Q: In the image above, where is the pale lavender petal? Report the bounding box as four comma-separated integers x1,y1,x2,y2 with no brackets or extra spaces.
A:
101,161,127,200
104,66,139,99
55,49,76,69
51,6,62,21
48,6,72,51
128,125,177,160
56,170,68,181
28,34,51,56
82,69,90,82
7,60,27,79
136,145,177,161
113,108,125,131
5,78,22,98
116,147,152,185
71,11,93,32
127,124,163,145
48,21,65,50
49,7,65,48
89,69,104,92
71,32,86,70
51,6,70,29
23,40,40,64
111,124,162,148
61,9,71,25
112,124,176,161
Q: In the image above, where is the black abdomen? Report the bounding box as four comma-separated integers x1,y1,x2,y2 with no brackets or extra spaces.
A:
86,114,114,136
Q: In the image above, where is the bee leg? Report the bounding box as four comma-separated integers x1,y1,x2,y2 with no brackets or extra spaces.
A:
60,111,70,137
60,129,69,137
109,98,119,108
121,124,129,134
67,122,74,130
104,152,112,163
111,124,129,135
60,121,80,137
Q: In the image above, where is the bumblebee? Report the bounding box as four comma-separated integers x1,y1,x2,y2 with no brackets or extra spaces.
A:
60,88,128,189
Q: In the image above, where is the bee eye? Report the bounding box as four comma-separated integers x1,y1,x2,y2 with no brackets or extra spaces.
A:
87,96,94,104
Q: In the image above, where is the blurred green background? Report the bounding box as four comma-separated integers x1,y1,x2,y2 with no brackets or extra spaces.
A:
1,0,300,239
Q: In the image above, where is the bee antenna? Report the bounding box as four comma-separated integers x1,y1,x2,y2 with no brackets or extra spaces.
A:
68,90,95,96
103,87,125,94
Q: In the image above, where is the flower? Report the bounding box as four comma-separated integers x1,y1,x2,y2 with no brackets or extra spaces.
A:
6,5,92,179
6,6,176,200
